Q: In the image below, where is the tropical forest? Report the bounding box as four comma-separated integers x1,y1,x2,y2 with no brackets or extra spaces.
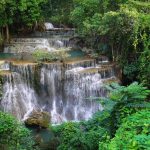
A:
0,0,150,150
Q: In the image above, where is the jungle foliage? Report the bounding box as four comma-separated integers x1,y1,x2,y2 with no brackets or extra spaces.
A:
48,83,150,150
0,0,149,150
99,110,150,149
0,111,37,150
41,0,150,87
0,0,47,42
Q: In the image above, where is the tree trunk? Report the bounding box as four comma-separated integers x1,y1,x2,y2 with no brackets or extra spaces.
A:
33,21,38,31
111,44,115,62
0,28,4,50
6,25,9,43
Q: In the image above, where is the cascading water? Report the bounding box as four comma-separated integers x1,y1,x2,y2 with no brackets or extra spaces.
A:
4,37,72,53
4,27,74,53
40,64,63,123
0,25,119,124
64,70,103,121
1,72,38,120
44,22,54,30
0,59,117,124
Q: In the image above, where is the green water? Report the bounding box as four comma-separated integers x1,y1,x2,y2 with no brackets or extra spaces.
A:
69,49,85,58
0,53,19,60
0,50,86,62
27,126,57,149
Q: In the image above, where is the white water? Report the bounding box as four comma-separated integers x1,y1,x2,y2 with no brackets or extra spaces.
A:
1,28,118,124
4,37,71,53
1,72,38,120
0,61,10,71
0,58,116,124
4,38,54,53
44,22,54,30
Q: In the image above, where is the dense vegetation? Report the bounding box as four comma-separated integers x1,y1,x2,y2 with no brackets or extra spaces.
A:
47,83,150,150
69,0,150,87
0,111,37,150
0,0,149,150
42,0,150,88
40,0,150,87
0,0,47,42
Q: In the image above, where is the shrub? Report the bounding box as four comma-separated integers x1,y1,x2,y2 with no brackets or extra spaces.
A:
0,111,35,150
99,110,150,150
32,49,70,63
51,121,109,150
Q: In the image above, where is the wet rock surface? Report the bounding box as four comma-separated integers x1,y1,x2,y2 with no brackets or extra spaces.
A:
25,110,51,128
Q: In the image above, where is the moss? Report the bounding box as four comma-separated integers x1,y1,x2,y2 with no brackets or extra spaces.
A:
25,111,51,128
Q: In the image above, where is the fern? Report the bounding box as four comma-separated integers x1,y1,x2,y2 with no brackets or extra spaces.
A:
98,82,150,136
108,82,150,102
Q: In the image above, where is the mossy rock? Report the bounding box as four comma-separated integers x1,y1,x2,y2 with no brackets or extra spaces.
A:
25,110,51,128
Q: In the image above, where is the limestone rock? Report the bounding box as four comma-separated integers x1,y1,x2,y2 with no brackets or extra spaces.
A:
25,110,51,128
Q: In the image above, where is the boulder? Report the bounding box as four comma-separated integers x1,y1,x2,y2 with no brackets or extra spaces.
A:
25,110,51,128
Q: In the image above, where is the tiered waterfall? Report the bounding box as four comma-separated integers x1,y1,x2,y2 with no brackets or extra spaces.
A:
0,28,118,124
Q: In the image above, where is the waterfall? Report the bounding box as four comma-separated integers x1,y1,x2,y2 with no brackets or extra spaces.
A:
40,64,63,123
0,61,10,71
1,59,115,124
4,38,55,53
0,58,117,124
4,27,75,54
44,22,54,30
64,71,103,121
39,63,104,124
1,26,118,124
4,37,72,53
1,72,38,120
48,36,71,48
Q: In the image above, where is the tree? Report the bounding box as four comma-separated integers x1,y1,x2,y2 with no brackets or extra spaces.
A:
48,0,73,25
70,0,104,30
83,7,139,61
0,0,16,41
138,39,150,88
17,0,47,27
0,0,47,43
